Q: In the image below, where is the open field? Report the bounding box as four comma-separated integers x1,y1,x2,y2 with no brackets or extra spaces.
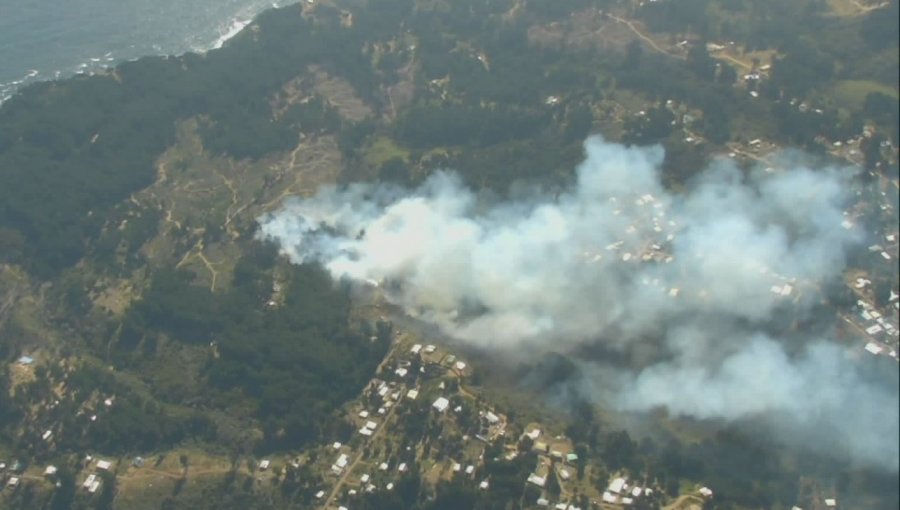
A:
829,79,899,111
364,136,411,167
826,0,889,17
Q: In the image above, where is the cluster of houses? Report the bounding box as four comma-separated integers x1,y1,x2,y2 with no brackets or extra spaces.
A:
313,335,500,508
580,190,680,282
523,427,587,508
79,457,113,495
600,476,657,506
322,444,420,503
0,460,24,493
1,454,115,497
856,298,900,360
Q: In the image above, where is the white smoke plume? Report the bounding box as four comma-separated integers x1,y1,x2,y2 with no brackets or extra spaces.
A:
257,136,898,470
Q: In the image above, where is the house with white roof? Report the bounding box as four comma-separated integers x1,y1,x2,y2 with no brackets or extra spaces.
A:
432,397,450,412
527,473,547,487
608,477,627,494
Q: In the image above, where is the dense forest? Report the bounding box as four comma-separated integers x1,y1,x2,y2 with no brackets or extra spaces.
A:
118,243,390,452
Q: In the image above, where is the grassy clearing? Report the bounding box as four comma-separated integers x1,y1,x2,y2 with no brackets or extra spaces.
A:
829,79,899,111
127,121,342,295
115,448,238,510
826,0,864,16
92,276,140,316
825,0,886,17
364,136,411,167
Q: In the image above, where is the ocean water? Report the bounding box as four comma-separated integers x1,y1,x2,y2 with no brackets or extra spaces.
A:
0,0,293,104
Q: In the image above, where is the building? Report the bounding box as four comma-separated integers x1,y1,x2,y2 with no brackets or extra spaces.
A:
82,474,97,489
259,459,270,470
332,454,349,475
96,460,112,471
527,473,547,487
608,477,627,494
432,397,450,413
865,342,884,355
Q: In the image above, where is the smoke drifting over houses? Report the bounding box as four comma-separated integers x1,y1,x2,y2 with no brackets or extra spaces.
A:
258,136,898,470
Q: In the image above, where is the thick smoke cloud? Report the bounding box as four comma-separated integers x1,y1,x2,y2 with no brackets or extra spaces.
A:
258,136,898,470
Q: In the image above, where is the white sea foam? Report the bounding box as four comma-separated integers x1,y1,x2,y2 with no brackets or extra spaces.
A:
1,1,295,106
212,18,252,50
